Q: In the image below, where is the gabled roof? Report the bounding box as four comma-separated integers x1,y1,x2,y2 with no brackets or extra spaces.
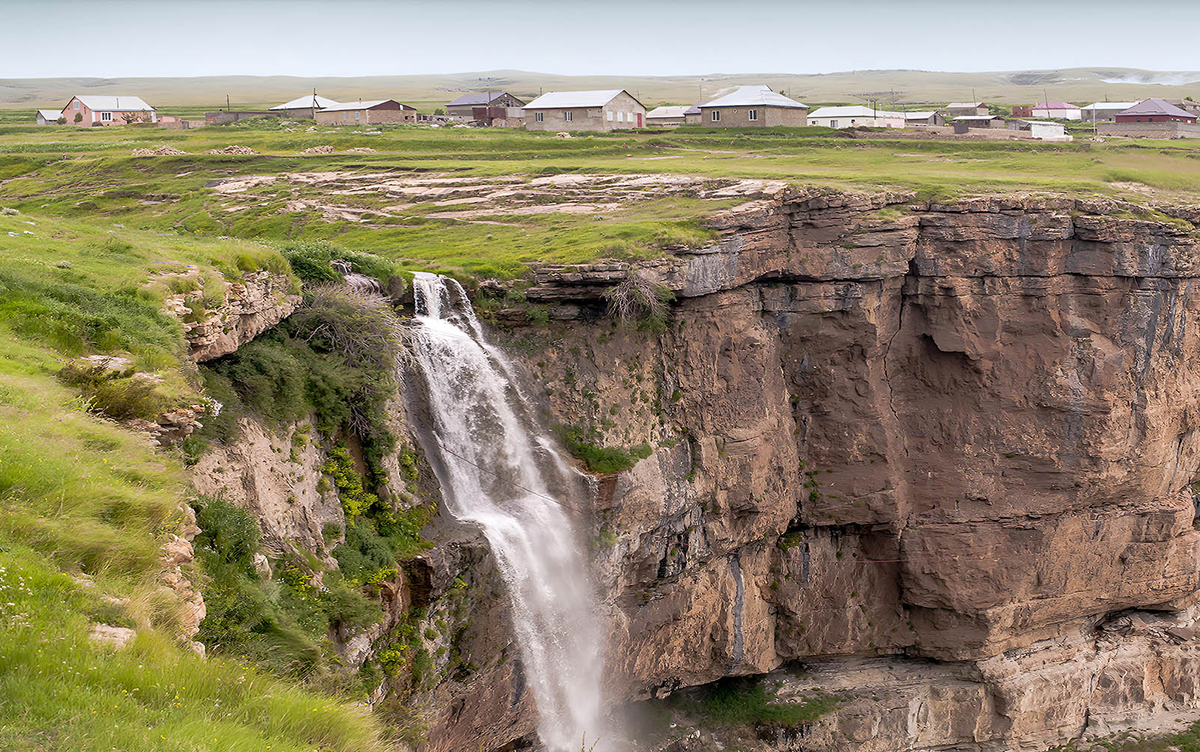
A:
446,91,520,107
38,109,62,120
700,85,807,109
1033,102,1080,110
69,95,154,112
646,105,692,119
270,94,340,111
1118,98,1195,118
903,111,938,119
953,115,1003,121
683,104,701,115
946,102,985,109
320,99,412,112
809,105,902,118
523,89,639,109
1083,102,1137,111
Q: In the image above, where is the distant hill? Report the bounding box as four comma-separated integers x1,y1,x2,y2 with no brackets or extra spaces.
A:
3,68,1199,110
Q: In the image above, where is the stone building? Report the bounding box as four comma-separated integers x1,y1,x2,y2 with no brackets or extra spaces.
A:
268,94,340,119
645,105,692,126
522,90,646,132
698,85,808,127
315,100,418,126
1080,102,1137,122
445,91,526,120
945,102,988,117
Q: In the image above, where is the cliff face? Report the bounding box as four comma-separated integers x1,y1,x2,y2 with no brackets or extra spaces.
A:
501,189,1200,749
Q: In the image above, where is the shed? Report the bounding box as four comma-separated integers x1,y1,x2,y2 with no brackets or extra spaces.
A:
698,86,808,127
315,100,418,126
37,109,62,125
953,115,1006,129
61,95,156,126
1115,98,1197,124
683,104,702,124
523,90,646,132
903,111,945,126
1015,120,1073,141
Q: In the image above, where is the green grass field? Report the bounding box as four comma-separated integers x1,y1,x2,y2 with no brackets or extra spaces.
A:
0,116,1198,750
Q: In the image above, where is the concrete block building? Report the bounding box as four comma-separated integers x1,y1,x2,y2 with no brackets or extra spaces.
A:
698,85,808,127
1115,98,1198,124
645,105,692,126
807,105,905,129
315,100,418,126
445,92,526,121
269,94,340,119
523,90,645,132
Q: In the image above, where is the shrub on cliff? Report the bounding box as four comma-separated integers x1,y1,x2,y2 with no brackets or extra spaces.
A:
279,240,401,288
604,269,675,333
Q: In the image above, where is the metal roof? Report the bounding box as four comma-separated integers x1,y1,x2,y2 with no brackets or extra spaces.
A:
445,92,513,107
523,90,637,109
269,94,340,111
683,104,701,115
71,95,154,112
320,100,411,112
646,105,692,119
1033,102,1080,110
1117,98,1196,118
953,115,1002,121
700,85,807,109
946,102,985,109
903,111,938,119
1083,102,1137,111
38,109,62,120
808,105,902,118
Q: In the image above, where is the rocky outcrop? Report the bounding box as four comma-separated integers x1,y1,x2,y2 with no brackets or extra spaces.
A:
495,188,1200,750
164,270,300,361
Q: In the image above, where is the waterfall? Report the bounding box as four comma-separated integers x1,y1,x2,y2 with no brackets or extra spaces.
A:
404,272,607,751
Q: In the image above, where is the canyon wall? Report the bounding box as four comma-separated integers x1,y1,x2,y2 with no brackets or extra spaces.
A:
498,189,1200,749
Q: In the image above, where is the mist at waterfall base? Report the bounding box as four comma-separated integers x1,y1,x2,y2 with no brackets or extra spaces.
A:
404,273,610,751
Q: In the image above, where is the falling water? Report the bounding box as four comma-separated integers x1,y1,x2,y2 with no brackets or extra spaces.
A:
404,272,607,751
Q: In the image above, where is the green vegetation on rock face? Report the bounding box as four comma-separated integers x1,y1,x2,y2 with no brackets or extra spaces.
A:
668,676,841,728
0,211,388,750
555,423,653,474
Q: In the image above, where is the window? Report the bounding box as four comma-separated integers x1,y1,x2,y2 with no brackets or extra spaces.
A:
343,112,348,121
606,111,613,121
748,109,758,121
711,110,720,122
73,100,80,110
535,112,544,122
564,111,573,122
100,111,112,122
830,120,838,128
355,111,360,120
616,112,623,123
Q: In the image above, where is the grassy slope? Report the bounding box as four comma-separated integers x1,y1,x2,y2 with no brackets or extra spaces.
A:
2,68,1200,110
0,211,387,751
0,122,1198,279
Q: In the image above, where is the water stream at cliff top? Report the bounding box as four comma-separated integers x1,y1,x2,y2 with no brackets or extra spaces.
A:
405,272,607,751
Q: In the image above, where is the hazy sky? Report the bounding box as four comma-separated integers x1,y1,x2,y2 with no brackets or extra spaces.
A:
6,0,1200,78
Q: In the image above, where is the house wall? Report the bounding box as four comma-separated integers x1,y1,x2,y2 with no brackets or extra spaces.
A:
525,91,645,132
1114,114,1197,124
36,112,60,126
646,116,687,127
809,114,905,128
315,107,416,126
1099,122,1200,138
1081,109,1126,123
946,106,988,117
698,105,808,128
63,97,155,126
1032,108,1081,120
447,93,525,119
206,111,283,124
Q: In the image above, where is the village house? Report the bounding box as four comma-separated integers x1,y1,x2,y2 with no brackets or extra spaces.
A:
1031,101,1082,120
60,95,156,126
946,102,988,117
36,109,62,125
645,105,692,126
698,85,808,127
903,111,946,126
522,90,646,132
1013,120,1072,141
445,91,526,121
683,104,702,124
314,100,418,126
269,94,340,119
1080,102,1137,123
1115,98,1198,124
953,114,1006,129
1167,99,1200,116
807,105,905,129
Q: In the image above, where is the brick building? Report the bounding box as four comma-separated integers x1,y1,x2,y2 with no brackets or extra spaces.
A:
1114,98,1198,124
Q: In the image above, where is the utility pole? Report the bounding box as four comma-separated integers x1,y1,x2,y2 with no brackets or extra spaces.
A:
226,94,230,112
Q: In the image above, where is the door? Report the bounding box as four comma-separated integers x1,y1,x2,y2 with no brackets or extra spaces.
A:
636,113,642,127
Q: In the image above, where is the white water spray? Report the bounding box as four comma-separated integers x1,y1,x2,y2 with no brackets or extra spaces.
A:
405,273,607,751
